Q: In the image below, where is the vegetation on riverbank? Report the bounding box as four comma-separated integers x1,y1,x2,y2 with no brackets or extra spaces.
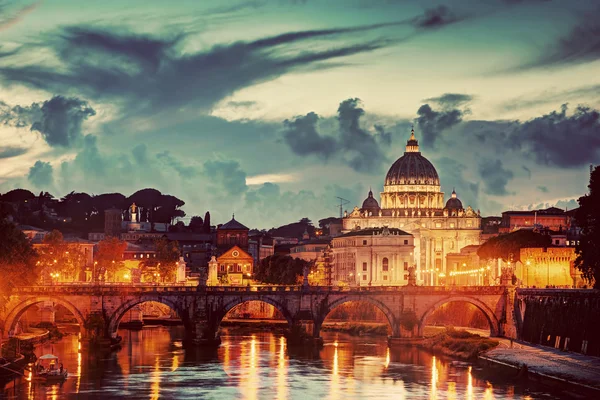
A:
321,322,389,336
418,327,499,360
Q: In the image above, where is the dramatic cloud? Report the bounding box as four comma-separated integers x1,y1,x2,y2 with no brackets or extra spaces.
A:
203,159,248,196
423,93,474,108
478,159,514,196
283,112,336,159
30,96,96,147
0,24,398,120
27,160,53,189
415,104,465,148
1,95,95,148
501,84,600,112
283,98,392,173
0,146,28,159
522,165,532,179
518,16,600,69
411,6,465,29
537,185,548,192
510,104,600,168
434,156,480,208
157,151,197,179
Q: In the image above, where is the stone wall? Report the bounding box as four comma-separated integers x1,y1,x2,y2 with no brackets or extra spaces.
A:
517,289,600,356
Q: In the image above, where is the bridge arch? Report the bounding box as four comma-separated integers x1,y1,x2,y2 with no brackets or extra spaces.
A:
218,296,294,328
3,296,86,337
418,296,499,337
316,295,398,337
107,296,186,338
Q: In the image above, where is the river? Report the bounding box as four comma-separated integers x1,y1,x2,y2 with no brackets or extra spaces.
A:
1,326,570,399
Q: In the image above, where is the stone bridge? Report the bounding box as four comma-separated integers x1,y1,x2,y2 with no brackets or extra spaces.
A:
0,284,517,347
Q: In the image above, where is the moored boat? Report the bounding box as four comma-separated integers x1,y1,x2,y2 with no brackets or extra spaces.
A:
32,354,67,382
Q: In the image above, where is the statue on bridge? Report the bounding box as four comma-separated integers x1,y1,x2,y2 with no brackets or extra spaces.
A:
407,266,416,286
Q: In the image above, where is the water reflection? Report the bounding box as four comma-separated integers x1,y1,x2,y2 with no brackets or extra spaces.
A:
1,327,565,399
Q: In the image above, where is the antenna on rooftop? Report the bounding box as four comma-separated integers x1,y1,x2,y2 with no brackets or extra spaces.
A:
336,196,350,218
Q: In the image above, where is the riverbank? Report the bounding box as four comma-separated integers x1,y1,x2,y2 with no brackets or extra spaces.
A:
480,339,600,396
417,327,499,360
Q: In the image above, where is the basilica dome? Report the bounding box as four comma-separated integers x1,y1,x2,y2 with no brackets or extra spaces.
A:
384,129,439,186
445,189,463,210
361,189,380,214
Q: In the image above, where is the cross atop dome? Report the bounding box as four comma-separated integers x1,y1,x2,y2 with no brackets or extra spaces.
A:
406,126,420,153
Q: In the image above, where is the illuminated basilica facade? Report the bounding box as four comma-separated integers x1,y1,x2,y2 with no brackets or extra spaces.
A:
342,129,481,284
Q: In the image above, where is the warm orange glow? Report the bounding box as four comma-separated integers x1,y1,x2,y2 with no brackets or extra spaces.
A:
467,366,474,400
430,356,438,400
277,336,287,400
150,356,161,400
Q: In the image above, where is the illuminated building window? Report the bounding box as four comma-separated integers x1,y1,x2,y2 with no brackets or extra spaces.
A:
362,275,367,280
404,262,408,271
382,258,389,272
450,223,455,228
362,262,367,271
435,222,442,228
404,239,408,245
383,275,388,280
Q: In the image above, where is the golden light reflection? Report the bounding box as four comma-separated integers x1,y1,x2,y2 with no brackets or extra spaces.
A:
483,381,495,400
430,356,438,400
385,347,390,369
277,336,287,400
27,369,33,400
150,356,161,400
329,344,340,400
171,352,179,372
76,351,82,393
467,366,474,400
447,381,457,400
50,383,58,400
241,335,258,400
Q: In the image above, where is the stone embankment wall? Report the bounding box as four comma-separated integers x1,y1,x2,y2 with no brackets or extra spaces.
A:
518,289,600,356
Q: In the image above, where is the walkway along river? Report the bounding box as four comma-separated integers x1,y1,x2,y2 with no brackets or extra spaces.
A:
0,326,582,399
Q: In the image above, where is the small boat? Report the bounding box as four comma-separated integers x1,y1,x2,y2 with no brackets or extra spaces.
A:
32,354,67,382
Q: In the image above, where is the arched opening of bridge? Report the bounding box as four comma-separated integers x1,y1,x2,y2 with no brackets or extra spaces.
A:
319,299,394,339
420,300,498,338
218,299,293,337
108,299,186,349
2,297,86,346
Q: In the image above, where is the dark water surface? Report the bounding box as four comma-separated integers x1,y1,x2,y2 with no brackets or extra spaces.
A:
1,326,569,399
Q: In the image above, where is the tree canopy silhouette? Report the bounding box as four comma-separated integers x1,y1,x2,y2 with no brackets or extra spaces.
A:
477,229,551,262
575,165,600,288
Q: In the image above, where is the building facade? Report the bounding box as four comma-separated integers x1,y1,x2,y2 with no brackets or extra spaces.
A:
330,227,414,286
342,129,481,283
500,207,569,233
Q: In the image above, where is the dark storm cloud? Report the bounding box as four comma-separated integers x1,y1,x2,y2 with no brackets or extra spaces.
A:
206,1,266,15
478,159,514,196
1,95,95,148
433,157,480,208
509,104,600,168
423,93,474,108
0,146,28,159
203,159,248,196
516,15,600,69
283,98,392,173
0,24,399,119
411,5,466,30
30,96,96,147
283,112,336,159
27,160,54,189
415,104,465,148
501,84,600,112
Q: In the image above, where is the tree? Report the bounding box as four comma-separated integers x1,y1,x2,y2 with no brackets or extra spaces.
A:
140,238,180,282
95,237,128,281
575,165,600,288
0,220,39,303
203,211,211,233
477,230,551,262
189,216,204,233
36,230,86,282
254,254,309,285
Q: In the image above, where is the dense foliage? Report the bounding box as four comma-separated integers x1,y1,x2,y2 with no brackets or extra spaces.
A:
95,237,128,280
477,229,551,262
37,230,87,281
0,220,39,301
254,254,310,285
140,238,180,282
575,166,600,288
0,188,188,233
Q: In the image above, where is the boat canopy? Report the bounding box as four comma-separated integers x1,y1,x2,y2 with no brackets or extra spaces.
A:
38,354,59,360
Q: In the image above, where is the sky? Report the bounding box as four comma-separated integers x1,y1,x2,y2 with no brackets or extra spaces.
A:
1,0,599,229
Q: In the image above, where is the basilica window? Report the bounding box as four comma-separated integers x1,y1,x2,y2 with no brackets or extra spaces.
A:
404,262,409,271
363,240,367,245
382,258,389,272
362,275,367,280
404,239,408,245
450,223,455,228
363,262,368,271
383,275,388,280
